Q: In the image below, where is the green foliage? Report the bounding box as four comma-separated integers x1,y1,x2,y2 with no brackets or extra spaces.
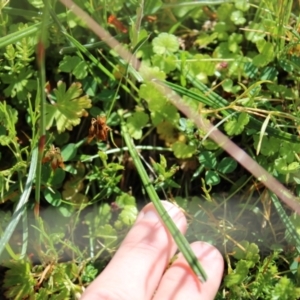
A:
45,81,92,133
2,0,300,298
152,33,179,55
0,23,37,102
151,154,180,189
172,141,197,159
127,111,149,139
3,260,36,299
58,55,89,79
224,112,250,136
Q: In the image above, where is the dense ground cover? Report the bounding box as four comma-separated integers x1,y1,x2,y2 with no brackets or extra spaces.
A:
1,0,300,298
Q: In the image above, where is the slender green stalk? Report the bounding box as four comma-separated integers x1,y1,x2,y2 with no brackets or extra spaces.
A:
0,148,38,257
81,145,172,162
121,115,208,281
270,193,300,253
2,6,42,18
35,1,50,214
0,22,40,48
165,77,300,144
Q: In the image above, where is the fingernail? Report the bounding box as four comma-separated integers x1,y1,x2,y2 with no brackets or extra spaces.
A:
143,209,159,220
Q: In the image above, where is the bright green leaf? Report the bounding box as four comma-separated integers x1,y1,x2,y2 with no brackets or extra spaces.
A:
217,157,237,173
230,10,246,25
45,81,92,133
43,189,62,207
118,205,138,226
233,241,260,267
127,111,149,139
3,260,36,299
59,56,88,79
115,193,136,207
271,276,300,300
199,151,217,169
235,0,250,11
152,33,179,55
152,54,177,73
224,112,249,135
205,170,220,185
172,142,197,159
225,260,249,287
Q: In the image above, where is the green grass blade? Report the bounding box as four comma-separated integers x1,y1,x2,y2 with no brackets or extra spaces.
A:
0,147,38,257
164,78,300,143
0,22,41,49
121,116,208,282
270,192,300,253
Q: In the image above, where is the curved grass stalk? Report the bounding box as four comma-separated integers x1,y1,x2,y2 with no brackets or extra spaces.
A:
121,117,208,282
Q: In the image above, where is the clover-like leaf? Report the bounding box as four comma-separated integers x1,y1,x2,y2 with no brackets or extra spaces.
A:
172,141,197,159
217,157,237,174
118,205,138,226
152,33,179,55
205,170,220,186
199,151,217,169
45,81,92,133
127,111,149,139
157,121,179,144
58,56,88,79
253,135,280,156
235,0,250,11
224,112,249,136
152,54,177,73
233,241,260,267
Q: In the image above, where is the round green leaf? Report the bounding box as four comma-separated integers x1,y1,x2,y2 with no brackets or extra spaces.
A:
152,33,179,55
217,157,237,173
205,170,220,186
43,189,62,207
199,151,217,169
62,143,77,161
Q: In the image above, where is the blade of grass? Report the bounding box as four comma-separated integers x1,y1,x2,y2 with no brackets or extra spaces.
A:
60,0,300,238
0,147,38,257
0,22,43,49
34,0,50,217
165,77,300,143
120,113,208,281
270,192,300,253
256,113,271,155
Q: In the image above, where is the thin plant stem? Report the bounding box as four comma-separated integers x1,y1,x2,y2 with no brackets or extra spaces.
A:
121,115,208,281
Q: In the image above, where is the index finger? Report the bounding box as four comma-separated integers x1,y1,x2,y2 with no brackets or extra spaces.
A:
80,201,187,300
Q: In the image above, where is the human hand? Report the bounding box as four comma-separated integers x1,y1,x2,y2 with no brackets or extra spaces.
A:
80,201,224,300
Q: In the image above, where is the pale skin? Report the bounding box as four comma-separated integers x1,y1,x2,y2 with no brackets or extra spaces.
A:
80,201,224,300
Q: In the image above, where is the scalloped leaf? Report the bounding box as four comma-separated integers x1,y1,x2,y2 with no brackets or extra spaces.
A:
233,241,260,267
58,56,88,79
45,81,92,133
224,112,249,136
127,111,149,139
152,32,179,55
3,260,36,299
225,260,249,287
118,205,138,226
172,141,197,159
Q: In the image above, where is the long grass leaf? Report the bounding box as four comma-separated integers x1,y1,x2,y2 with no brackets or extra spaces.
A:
0,147,38,257
121,117,208,281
